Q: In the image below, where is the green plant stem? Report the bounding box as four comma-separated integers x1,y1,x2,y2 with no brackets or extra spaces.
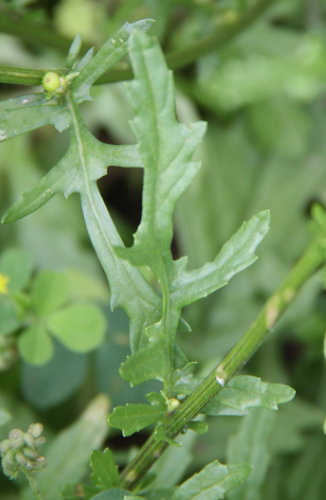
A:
120,233,326,490
25,472,43,500
0,0,277,87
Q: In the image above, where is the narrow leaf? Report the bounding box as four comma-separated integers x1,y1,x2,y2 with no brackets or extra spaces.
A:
22,395,110,500
171,211,270,308
46,304,106,353
116,31,206,273
0,93,70,143
204,375,295,416
172,460,251,500
73,19,155,102
18,325,54,365
227,408,275,500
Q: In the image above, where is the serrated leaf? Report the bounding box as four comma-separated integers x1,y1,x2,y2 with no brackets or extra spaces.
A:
46,304,106,353
90,449,120,490
116,31,206,275
204,376,295,416
120,336,170,385
109,393,166,436
31,270,69,316
22,395,109,500
18,325,54,365
0,93,70,143
170,211,270,308
172,460,251,500
73,19,155,102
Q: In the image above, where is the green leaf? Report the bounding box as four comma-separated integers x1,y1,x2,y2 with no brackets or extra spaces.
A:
204,376,295,416
31,270,70,316
115,31,206,275
0,409,11,427
109,393,166,436
170,211,270,308
46,304,106,353
0,93,70,143
227,408,275,500
73,19,155,102
0,299,20,335
21,341,87,409
90,448,120,490
172,460,251,500
22,395,110,500
0,248,33,293
89,490,133,500
18,325,54,365
120,337,170,385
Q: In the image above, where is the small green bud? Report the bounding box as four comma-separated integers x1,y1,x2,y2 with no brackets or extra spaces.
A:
42,71,61,92
167,397,180,412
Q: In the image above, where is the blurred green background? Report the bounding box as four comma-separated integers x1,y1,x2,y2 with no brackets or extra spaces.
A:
0,1,325,499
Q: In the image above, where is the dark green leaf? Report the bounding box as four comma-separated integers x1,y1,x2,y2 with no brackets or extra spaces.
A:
90,448,120,490
109,393,166,436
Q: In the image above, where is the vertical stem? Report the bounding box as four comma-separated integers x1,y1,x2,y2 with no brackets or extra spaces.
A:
25,473,43,500
120,233,326,490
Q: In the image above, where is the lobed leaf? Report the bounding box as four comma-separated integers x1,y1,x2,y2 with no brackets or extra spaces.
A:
31,270,69,316
172,460,251,500
109,393,166,436
204,375,295,416
90,448,120,491
116,31,206,276
0,94,70,143
73,19,155,102
170,211,270,308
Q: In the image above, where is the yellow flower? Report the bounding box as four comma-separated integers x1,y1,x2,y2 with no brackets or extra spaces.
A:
0,273,10,294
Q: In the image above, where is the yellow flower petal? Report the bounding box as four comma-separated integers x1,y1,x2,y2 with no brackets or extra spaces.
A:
0,273,10,294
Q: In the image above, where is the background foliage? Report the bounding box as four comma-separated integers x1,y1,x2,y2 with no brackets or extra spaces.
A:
0,1,325,499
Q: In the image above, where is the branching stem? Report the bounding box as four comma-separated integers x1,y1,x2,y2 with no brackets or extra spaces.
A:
0,0,277,87
120,232,326,490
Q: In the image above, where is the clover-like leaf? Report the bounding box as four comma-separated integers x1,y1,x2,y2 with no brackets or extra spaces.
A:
18,325,54,365
46,304,106,353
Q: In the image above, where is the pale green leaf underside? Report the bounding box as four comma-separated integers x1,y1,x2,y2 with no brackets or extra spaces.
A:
73,19,154,102
116,31,206,272
0,94,70,143
171,210,270,307
204,375,295,416
172,460,251,500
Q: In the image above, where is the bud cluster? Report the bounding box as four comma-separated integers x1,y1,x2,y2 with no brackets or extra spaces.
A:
0,423,46,479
